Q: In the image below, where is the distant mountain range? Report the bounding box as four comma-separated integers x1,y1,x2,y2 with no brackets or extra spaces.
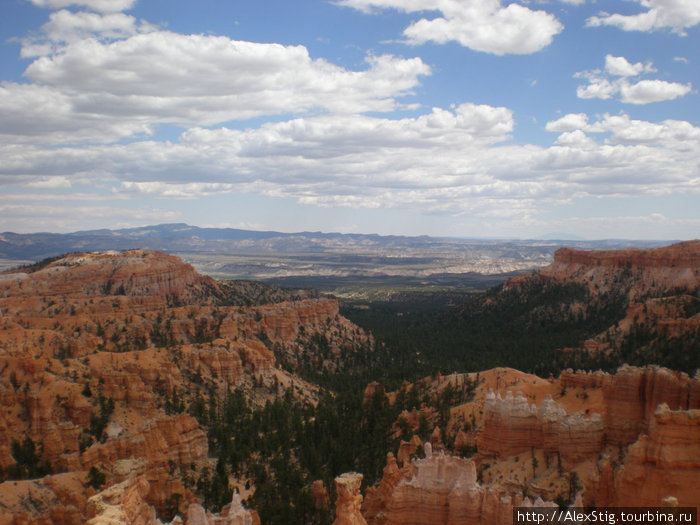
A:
0,223,676,280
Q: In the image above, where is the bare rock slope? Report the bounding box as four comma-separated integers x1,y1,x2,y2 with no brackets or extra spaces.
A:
0,250,369,524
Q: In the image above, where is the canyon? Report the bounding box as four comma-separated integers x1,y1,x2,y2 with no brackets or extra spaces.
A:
333,241,700,524
341,364,700,525
0,240,697,524
515,240,700,368
0,250,369,523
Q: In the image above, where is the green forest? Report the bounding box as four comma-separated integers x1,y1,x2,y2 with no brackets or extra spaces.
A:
171,273,699,522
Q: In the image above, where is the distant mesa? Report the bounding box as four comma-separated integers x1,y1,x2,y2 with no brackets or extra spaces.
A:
0,222,675,281
536,232,588,241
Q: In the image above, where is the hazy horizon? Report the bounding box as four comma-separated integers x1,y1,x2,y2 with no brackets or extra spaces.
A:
2,221,692,244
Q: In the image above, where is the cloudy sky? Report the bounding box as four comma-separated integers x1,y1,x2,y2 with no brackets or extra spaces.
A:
1,0,698,239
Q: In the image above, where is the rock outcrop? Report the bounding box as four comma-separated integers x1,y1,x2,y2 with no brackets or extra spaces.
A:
334,472,367,525
78,414,208,471
0,250,371,523
504,241,700,365
362,449,560,525
186,492,255,525
0,250,219,309
477,390,603,467
608,404,700,506
312,480,331,511
364,363,700,524
0,472,87,525
540,241,700,297
384,453,479,525
602,365,700,445
86,475,157,525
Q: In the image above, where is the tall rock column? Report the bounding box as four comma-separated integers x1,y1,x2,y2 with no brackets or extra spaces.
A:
333,472,367,525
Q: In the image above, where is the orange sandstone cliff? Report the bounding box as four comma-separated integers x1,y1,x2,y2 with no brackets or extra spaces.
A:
0,250,370,523
526,241,699,361
352,364,700,525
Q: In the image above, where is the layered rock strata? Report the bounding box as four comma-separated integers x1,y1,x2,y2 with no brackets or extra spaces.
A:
603,404,700,507
477,390,603,467
333,472,367,525
540,241,699,297
477,365,700,466
363,449,559,525
365,363,700,523
0,250,370,523
602,365,700,445
505,241,699,360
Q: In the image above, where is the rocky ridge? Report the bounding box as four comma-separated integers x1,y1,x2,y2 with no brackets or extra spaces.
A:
539,240,700,352
346,364,700,524
0,250,370,523
495,240,700,372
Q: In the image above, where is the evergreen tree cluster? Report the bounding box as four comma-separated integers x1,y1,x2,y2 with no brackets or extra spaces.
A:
190,384,400,525
3,436,53,481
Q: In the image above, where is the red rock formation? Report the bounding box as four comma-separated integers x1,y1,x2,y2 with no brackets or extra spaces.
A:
602,365,700,445
396,435,424,467
559,369,606,390
186,492,255,525
367,364,700,523
79,414,207,471
385,454,479,525
537,241,700,301
260,299,342,341
0,250,371,523
363,382,382,405
362,450,559,525
477,390,604,468
86,475,156,524
0,250,218,304
506,241,700,359
475,365,700,471
334,472,367,525
584,455,614,508
611,404,700,506
312,479,331,511
363,453,406,522
477,391,543,458
549,242,700,273
0,472,88,525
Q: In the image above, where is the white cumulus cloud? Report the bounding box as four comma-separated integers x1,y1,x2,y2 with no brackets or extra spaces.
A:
547,112,700,147
575,55,691,105
335,0,563,55
2,106,698,222
21,10,153,58
0,81,154,145
575,75,617,100
586,0,700,35
4,1,697,235
4,29,431,144
545,113,589,132
620,79,692,104
604,54,654,77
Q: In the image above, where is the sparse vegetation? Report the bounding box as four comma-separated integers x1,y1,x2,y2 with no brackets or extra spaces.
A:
87,466,106,489
89,395,115,442
1,242,697,522
5,436,53,481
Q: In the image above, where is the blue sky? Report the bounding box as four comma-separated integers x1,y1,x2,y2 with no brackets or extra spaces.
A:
0,0,698,240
